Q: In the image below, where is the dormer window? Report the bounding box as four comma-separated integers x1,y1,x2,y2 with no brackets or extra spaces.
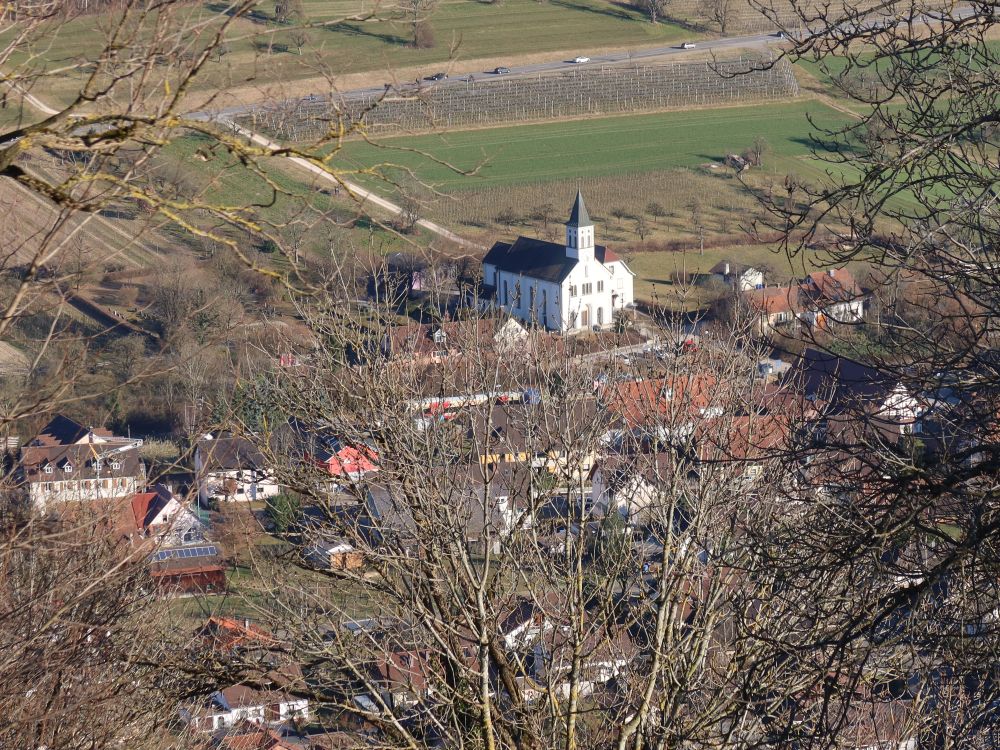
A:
43,465,53,474
432,329,447,345
111,461,121,470
63,463,73,473
92,459,102,471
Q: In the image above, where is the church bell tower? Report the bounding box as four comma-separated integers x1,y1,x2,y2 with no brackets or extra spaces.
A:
565,191,595,263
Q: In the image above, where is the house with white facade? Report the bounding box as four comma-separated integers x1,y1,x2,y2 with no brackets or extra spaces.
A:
20,415,145,511
195,434,281,505
181,664,310,732
482,192,634,333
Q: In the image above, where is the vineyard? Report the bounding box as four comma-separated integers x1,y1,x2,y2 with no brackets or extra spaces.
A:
426,169,763,243
236,56,800,142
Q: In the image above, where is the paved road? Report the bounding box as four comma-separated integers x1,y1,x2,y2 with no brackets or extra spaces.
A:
195,32,787,122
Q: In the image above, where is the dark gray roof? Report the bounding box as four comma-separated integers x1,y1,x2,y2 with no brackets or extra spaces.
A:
483,237,577,282
484,237,618,283
196,435,266,472
568,190,590,227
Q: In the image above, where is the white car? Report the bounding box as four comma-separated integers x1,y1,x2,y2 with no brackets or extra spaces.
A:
572,56,590,63
681,42,696,49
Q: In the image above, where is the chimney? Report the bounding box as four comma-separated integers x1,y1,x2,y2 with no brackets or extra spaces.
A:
828,269,836,277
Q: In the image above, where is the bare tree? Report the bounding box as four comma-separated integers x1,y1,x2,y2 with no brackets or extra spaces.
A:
700,0,734,34
634,0,671,24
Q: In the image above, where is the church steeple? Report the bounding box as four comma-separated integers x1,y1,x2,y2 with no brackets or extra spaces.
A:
566,191,594,262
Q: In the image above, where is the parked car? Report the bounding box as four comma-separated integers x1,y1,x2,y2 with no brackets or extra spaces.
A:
572,56,590,63
426,72,447,81
681,42,696,49
493,66,511,74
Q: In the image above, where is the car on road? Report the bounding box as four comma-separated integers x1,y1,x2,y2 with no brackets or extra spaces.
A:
492,66,511,74
776,31,785,38
425,72,447,81
681,42,696,49
572,56,590,63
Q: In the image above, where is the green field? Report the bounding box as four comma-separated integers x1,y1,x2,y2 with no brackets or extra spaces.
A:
339,101,855,191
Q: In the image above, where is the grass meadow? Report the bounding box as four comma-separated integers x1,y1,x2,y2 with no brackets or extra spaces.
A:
339,101,854,191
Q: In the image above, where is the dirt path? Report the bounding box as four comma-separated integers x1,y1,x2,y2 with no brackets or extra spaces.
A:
224,118,484,250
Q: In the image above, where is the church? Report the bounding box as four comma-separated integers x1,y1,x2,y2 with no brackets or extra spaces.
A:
482,192,635,333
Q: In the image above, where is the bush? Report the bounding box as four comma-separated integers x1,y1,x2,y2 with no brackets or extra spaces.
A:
266,492,302,534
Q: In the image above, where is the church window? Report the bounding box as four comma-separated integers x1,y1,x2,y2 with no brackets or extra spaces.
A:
597,281,604,293
569,285,577,298
597,307,604,326
582,283,593,295
514,282,522,308
503,281,509,305
529,286,536,315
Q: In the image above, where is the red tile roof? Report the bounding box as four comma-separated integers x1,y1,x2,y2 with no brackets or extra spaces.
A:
603,374,718,429
743,285,800,315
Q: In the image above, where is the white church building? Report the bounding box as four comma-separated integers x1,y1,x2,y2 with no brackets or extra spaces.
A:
482,192,635,333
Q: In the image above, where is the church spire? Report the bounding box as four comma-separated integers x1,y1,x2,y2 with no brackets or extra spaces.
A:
566,190,595,261
568,190,590,227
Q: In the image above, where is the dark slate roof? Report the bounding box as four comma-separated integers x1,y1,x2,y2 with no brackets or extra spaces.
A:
785,348,894,412
196,435,266,472
483,237,576,282
568,191,590,227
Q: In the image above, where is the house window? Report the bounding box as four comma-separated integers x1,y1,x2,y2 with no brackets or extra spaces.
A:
597,307,604,326
582,283,593,295
569,285,577,298
597,281,604,293
529,286,536,315
541,289,548,325
111,461,121,470
514,281,521,308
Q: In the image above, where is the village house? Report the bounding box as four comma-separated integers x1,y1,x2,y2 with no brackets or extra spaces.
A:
466,396,603,482
124,485,207,546
363,463,541,557
149,543,226,594
708,261,764,291
482,192,635,333
182,684,309,733
288,420,378,481
195,433,281,505
523,625,637,701
742,268,867,335
182,662,309,733
19,414,145,511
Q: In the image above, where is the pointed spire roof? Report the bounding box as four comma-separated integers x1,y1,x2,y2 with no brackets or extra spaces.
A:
568,190,591,227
